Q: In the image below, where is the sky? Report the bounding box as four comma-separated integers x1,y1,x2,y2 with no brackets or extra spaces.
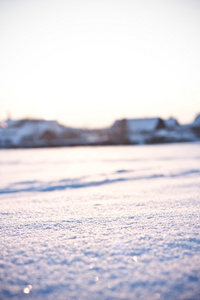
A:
0,0,200,128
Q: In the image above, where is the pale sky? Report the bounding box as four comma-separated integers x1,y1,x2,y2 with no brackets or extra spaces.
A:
0,0,200,128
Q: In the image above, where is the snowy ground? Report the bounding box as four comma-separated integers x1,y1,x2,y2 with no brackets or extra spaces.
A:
0,144,200,299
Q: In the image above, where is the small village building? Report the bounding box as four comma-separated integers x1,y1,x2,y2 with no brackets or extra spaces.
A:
164,118,179,129
192,114,200,137
192,114,200,128
126,118,166,144
109,118,166,144
126,118,165,133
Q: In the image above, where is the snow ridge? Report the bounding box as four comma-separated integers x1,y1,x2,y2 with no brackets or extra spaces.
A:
1,168,200,194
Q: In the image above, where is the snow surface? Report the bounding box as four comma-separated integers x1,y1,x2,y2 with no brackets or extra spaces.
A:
0,144,200,300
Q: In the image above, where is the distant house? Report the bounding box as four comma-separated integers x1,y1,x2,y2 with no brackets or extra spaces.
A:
109,118,166,144
40,130,58,140
192,114,200,137
0,119,65,147
109,119,129,144
126,118,166,144
192,114,200,128
126,118,165,133
164,118,179,129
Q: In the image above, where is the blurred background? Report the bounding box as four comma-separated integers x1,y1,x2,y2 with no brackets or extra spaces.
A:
0,0,200,129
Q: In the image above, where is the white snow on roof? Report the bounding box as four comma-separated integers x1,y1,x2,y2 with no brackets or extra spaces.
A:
0,120,64,146
164,118,178,128
127,118,161,133
193,114,200,127
19,120,63,136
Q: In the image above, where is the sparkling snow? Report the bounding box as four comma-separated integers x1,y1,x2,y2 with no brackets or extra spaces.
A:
0,144,200,299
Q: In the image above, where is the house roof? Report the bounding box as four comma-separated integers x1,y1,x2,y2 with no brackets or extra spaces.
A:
126,118,163,133
193,114,200,127
164,118,179,128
